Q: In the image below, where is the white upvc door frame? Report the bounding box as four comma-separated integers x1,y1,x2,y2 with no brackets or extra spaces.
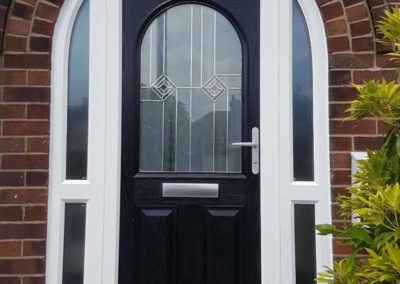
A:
47,0,122,283
260,0,281,282
47,0,331,283
260,0,333,282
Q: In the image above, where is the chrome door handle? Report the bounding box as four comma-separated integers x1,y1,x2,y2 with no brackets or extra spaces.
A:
232,127,259,175
232,142,257,147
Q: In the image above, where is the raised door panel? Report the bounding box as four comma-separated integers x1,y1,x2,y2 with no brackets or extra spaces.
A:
205,207,243,284
176,205,204,284
135,207,176,284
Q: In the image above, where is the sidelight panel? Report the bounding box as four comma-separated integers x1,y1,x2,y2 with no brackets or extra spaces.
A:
66,0,89,180
292,0,314,181
294,204,317,284
62,203,86,284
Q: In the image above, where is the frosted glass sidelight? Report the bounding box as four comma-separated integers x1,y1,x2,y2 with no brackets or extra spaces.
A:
140,4,242,173
294,204,317,284
293,0,314,181
62,203,86,284
66,0,89,180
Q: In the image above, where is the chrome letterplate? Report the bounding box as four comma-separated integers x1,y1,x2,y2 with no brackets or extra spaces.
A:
162,183,219,198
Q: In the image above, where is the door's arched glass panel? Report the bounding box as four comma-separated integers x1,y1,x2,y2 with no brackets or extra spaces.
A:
66,0,89,180
293,0,314,181
140,4,242,173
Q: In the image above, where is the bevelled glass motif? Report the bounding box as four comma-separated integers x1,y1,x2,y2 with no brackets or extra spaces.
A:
140,4,243,173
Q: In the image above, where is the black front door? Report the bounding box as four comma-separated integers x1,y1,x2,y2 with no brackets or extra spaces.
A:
120,1,260,283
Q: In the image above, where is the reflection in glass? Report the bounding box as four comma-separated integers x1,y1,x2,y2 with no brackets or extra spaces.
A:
62,203,86,284
293,0,314,181
140,4,242,173
294,204,317,284
66,0,89,180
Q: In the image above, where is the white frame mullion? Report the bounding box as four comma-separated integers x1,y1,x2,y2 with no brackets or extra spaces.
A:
101,0,122,282
84,0,108,283
277,0,297,282
260,0,281,281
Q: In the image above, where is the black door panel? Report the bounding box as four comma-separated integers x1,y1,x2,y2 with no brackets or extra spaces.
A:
135,207,177,284
134,206,244,284
120,0,260,283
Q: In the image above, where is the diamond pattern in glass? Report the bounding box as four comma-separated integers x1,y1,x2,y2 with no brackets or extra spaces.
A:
152,75,177,101
202,76,228,101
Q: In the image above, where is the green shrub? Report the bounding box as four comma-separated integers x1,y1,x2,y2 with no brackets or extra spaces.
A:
316,8,400,284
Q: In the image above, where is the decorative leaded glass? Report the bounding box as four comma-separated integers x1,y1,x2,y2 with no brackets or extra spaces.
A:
140,4,242,173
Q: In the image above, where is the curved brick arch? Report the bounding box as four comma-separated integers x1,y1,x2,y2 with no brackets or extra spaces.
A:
0,0,398,282
3,0,61,53
0,0,389,53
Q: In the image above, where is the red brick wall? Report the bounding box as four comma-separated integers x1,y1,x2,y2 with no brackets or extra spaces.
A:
0,0,397,282
0,1,62,283
316,0,399,257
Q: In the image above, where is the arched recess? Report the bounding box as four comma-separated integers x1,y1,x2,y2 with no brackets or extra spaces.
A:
260,0,332,282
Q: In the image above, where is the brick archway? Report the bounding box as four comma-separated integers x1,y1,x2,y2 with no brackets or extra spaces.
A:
0,0,397,282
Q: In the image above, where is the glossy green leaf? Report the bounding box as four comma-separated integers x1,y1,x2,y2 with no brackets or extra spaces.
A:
315,224,336,235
